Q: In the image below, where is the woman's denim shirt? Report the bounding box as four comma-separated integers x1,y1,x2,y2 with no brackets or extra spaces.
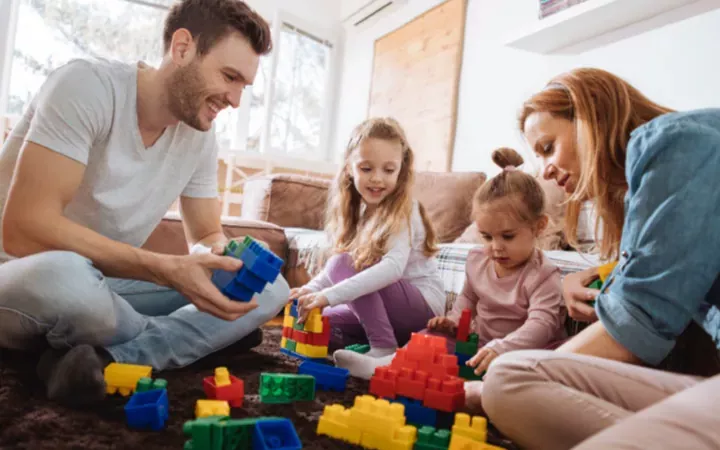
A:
596,108,720,365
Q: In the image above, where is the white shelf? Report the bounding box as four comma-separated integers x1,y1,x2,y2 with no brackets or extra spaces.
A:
506,0,720,54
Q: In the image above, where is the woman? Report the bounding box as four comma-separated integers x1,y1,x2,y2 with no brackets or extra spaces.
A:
482,68,720,450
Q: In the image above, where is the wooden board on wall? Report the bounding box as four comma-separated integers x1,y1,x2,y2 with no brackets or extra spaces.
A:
368,0,467,172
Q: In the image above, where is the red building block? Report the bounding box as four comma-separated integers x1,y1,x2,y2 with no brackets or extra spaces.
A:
417,353,459,379
395,368,429,401
424,377,465,412
282,327,292,338
456,309,471,342
369,366,398,399
291,329,310,344
203,374,244,407
309,317,331,347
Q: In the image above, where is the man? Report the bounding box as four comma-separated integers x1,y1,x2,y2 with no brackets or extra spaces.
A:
0,0,289,407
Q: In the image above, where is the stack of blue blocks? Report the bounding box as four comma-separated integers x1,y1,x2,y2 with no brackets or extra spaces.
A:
212,237,284,302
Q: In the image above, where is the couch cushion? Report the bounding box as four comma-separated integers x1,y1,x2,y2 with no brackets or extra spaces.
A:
143,213,288,264
413,172,486,243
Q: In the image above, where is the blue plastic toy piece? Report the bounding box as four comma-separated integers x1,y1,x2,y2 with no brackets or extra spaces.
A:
298,361,349,392
280,348,326,363
125,388,169,431
252,418,302,450
455,352,472,367
223,278,257,302
393,396,437,428
240,240,283,283
234,267,268,292
289,299,299,318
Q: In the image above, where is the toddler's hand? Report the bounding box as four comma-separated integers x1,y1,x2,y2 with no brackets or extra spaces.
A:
297,292,329,323
288,286,312,303
467,346,499,376
427,316,457,336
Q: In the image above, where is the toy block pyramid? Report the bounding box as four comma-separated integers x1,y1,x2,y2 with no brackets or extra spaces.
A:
211,236,284,302
280,299,330,361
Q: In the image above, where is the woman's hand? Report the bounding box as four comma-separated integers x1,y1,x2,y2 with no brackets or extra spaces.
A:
563,267,601,322
296,292,329,323
427,316,458,336
467,346,499,376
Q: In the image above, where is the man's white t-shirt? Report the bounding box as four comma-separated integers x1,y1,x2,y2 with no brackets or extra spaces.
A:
0,59,219,262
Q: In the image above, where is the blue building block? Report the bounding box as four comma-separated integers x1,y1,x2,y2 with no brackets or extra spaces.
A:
252,418,302,450
298,361,349,392
125,388,169,431
393,396,437,428
455,352,472,367
280,348,326,363
240,240,283,283
222,280,256,302
289,299,299,318
234,267,268,292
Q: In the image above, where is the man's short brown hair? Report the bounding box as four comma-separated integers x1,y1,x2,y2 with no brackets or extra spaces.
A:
163,0,272,56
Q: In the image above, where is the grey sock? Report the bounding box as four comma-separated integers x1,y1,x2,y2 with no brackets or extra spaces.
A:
37,344,108,407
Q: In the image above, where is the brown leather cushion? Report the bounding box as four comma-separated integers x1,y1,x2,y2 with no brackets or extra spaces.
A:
413,172,487,243
142,214,288,264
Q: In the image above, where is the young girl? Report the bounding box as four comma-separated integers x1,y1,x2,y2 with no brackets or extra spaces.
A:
290,117,446,377
434,148,568,408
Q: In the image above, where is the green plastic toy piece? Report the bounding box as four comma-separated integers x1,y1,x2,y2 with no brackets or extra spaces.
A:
224,239,248,259
345,344,370,354
588,279,602,290
459,365,484,381
184,416,284,450
135,377,168,392
455,333,479,356
285,339,297,352
415,426,451,450
259,373,315,404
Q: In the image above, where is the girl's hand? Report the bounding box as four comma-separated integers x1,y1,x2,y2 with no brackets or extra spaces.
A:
467,346,499,376
427,316,457,336
297,292,329,323
288,286,312,303
563,267,601,323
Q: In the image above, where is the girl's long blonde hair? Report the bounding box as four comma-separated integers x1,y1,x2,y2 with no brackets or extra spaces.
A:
326,117,439,270
519,68,674,260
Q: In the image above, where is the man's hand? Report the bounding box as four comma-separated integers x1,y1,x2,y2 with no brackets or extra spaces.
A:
296,292,329,323
153,253,258,321
467,346,499,375
563,267,600,323
427,316,458,336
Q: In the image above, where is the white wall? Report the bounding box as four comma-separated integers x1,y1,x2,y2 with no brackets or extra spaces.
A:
335,0,720,175
248,0,341,31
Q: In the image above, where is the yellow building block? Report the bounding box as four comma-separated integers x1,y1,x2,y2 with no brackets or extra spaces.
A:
317,404,362,445
283,314,296,329
284,303,292,316
360,424,416,450
104,363,152,396
350,395,406,438
597,261,618,283
303,309,324,333
451,413,487,443
296,343,328,358
214,367,231,387
195,400,230,418
280,337,288,349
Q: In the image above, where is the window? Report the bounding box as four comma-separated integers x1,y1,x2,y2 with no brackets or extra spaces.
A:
7,0,170,116
1,0,337,161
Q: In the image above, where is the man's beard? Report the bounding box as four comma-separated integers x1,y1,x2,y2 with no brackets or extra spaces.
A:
167,62,209,131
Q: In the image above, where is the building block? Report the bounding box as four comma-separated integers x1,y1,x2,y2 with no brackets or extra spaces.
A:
259,373,315,404
195,400,230,419
396,368,430,401
588,279,603,290
183,415,228,450
296,342,328,359
136,377,168,393
424,378,465,413
393,396,437,428
454,334,479,356
456,309,472,342
415,426,451,450
346,343,371,354
317,404,362,445
280,347,327,362
104,363,153,397
298,360,349,391
203,367,244,408
240,238,283,283
124,388,169,431
458,365,484,381
253,418,302,450
291,329,311,345
222,280,256,302
224,238,249,258
282,326,293,339
232,266,268,293
452,414,487,443
455,352,472,367
597,260,618,283
309,317,331,347
303,308,324,333
288,300,300,319
369,366,399,399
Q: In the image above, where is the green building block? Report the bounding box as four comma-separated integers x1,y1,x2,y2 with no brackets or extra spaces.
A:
345,344,370,354
588,279,602,290
455,333,479,356
136,377,168,392
415,426,451,450
220,418,257,450
183,416,228,450
459,365,484,381
259,373,315,404
284,339,297,352
293,318,305,331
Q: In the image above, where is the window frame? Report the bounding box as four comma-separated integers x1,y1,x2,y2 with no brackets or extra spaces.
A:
0,0,340,163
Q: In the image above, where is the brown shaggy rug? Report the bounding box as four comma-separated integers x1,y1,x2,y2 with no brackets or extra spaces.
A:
0,327,516,449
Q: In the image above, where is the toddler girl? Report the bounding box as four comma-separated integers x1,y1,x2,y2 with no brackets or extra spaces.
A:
290,117,446,377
